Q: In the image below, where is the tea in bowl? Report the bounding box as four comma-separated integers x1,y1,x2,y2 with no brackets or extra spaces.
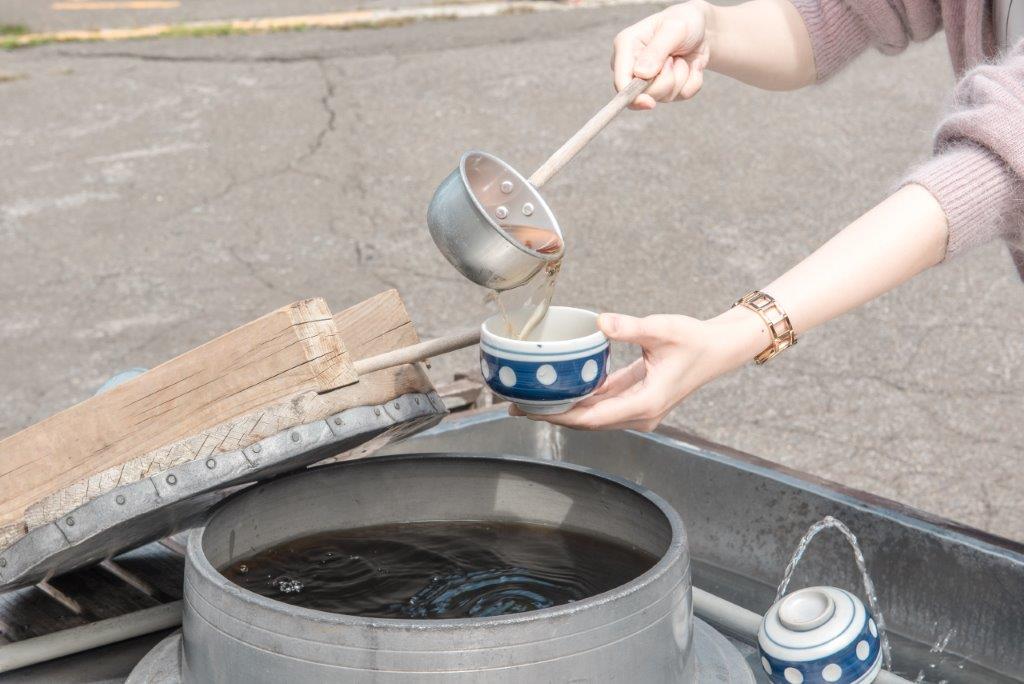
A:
480,306,609,415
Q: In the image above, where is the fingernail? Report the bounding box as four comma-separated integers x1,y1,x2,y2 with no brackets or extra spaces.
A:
598,313,619,336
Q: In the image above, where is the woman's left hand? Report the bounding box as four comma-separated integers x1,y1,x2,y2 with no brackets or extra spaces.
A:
509,308,768,431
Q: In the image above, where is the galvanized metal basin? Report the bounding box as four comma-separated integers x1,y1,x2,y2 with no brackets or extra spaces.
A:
182,454,696,683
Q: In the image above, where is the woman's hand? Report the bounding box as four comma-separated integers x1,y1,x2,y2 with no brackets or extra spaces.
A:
612,1,816,104
510,307,769,431
613,2,713,109
512,184,951,432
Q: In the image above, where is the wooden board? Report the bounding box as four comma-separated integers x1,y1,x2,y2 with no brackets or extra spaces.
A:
0,293,423,551
12,291,427,547
333,289,419,358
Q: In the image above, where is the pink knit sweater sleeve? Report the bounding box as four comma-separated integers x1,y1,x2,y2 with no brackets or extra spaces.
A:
788,0,942,80
905,45,1024,265
788,0,1024,270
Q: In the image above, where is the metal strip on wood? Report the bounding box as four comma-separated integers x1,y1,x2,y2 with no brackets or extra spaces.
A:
0,392,446,593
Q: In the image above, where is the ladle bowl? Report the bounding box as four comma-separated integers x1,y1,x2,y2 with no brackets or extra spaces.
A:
427,151,563,291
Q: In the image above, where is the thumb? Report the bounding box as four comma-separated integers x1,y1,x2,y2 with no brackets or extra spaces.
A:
634,18,689,78
598,313,664,347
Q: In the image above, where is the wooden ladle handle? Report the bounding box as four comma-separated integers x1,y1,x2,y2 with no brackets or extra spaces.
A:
528,76,653,189
353,329,481,376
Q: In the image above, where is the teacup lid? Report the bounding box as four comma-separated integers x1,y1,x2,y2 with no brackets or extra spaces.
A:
778,587,836,631
758,586,866,662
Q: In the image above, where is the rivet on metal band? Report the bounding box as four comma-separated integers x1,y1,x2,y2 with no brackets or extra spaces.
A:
733,290,797,365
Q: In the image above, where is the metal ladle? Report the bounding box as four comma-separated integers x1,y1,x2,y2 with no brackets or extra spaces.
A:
427,77,653,291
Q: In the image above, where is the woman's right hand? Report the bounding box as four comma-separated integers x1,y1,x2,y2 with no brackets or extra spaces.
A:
613,2,713,109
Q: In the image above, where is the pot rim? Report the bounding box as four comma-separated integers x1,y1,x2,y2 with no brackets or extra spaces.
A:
458,150,565,263
187,453,687,631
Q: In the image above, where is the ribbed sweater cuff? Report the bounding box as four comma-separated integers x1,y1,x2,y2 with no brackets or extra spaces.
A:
903,145,1020,260
789,0,872,81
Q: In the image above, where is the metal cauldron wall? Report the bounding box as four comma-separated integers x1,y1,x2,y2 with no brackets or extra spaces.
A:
181,454,695,683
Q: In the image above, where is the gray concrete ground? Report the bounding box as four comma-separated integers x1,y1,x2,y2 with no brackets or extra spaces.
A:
1,7,1022,541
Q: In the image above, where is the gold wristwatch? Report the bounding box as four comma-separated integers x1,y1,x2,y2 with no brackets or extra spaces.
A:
733,291,796,364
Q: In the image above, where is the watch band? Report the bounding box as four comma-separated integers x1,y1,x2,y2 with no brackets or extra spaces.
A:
733,290,797,364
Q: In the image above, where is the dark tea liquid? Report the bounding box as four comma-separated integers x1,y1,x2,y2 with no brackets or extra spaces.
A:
221,521,656,619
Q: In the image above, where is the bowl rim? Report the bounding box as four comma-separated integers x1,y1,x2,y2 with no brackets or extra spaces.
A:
481,306,607,354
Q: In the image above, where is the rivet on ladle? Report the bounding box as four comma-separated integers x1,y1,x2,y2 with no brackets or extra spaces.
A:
500,180,514,194
522,202,534,216
495,206,509,220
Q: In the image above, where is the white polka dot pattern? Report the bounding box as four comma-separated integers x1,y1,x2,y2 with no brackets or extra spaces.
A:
869,619,877,638
822,664,842,682
784,667,803,683
536,364,557,385
581,359,598,382
480,359,491,380
856,640,869,661
498,367,517,387
761,657,771,674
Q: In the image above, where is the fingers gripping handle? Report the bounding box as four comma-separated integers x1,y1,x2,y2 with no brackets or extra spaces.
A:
528,76,654,189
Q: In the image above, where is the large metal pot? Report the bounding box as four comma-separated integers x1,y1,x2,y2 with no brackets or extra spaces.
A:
182,454,695,683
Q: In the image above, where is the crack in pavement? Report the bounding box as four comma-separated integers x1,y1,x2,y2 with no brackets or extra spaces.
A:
226,236,302,301
161,57,346,228
293,58,337,167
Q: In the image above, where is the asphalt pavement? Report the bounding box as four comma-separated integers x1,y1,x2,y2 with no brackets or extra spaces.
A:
1,6,1022,540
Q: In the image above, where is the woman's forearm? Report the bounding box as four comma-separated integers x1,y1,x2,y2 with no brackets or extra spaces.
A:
527,188,949,431
705,0,817,90
762,184,948,334
707,184,949,369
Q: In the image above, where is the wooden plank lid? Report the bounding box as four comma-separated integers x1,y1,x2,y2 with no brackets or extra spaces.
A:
0,291,447,593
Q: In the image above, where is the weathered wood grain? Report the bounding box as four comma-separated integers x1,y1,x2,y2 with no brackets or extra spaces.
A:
0,298,357,548
6,291,432,550
332,288,419,357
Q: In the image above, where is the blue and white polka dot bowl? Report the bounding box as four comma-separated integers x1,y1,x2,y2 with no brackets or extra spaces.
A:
758,586,882,684
480,306,609,415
